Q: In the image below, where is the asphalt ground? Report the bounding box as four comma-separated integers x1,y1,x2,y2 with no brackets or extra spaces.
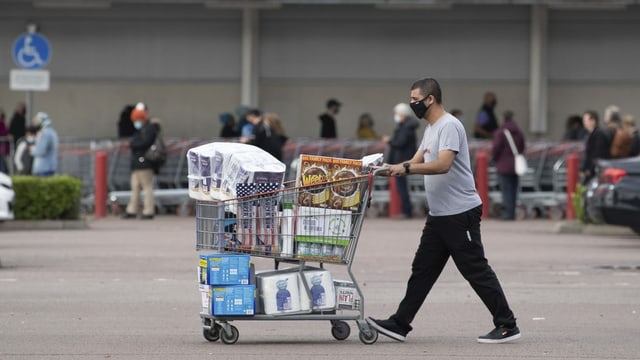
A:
1,215,640,360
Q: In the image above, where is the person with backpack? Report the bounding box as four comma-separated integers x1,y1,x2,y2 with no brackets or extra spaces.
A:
122,102,158,220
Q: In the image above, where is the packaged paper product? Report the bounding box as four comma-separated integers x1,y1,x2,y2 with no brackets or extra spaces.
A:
220,151,285,200
299,269,335,311
211,285,255,316
199,254,251,285
295,206,352,261
296,154,363,211
255,270,304,315
333,280,360,310
199,284,211,314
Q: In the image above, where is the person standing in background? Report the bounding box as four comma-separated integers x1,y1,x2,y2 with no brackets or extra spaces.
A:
8,101,26,149
580,110,610,185
219,112,239,138
13,126,37,175
241,109,284,161
0,109,9,173
117,104,136,139
491,110,526,221
356,113,380,140
383,103,419,219
30,112,59,177
474,92,499,139
122,103,158,220
319,98,341,139
621,114,640,157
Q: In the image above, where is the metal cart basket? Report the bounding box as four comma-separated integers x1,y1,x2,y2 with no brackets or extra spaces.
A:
195,173,379,345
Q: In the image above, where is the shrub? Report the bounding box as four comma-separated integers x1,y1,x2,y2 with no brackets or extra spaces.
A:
11,175,81,220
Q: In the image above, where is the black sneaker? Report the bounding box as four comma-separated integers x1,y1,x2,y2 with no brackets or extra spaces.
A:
140,214,154,220
366,317,407,342
121,213,136,219
477,325,521,344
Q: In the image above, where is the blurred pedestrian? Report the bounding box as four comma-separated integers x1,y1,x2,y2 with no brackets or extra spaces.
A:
621,114,640,157
473,92,499,139
219,112,239,138
241,109,284,161
383,103,419,218
235,105,253,138
13,126,37,175
319,98,341,139
118,104,136,139
356,113,380,140
122,103,158,220
0,108,9,173
563,114,588,141
580,110,610,184
30,112,59,177
8,101,26,148
491,110,526,220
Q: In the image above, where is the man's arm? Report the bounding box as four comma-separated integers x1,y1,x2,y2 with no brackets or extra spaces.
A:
386,149,456,176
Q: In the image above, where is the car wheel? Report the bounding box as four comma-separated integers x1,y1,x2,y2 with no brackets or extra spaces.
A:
631,227,640,236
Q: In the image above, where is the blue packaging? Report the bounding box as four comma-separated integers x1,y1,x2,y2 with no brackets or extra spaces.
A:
199,254,251,285
212,285,255,316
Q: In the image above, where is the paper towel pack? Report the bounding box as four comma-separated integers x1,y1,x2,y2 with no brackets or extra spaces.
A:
256,270,304,315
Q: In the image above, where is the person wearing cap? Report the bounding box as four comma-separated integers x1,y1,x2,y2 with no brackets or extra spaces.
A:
122,103,159,220
30,112,59,177
383,103,420,218
319,98,341,139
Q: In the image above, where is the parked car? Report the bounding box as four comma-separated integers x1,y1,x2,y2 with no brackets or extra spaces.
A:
0,172,15,221
584,156,640,235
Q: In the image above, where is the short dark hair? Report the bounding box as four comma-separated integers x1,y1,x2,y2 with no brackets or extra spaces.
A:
410,78,443,104
247,109,262,117
584,110,599,125
327,98,341,109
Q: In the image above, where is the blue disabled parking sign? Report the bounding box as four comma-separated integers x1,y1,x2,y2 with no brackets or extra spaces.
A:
12,33,51,70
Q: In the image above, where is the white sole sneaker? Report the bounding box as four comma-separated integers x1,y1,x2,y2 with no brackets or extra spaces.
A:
477,332,522,344
366,317,406,342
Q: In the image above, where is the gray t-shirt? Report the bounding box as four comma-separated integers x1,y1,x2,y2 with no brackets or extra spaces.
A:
417,112,482,216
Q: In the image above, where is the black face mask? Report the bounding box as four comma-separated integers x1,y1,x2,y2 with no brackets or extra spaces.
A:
410,96,431,119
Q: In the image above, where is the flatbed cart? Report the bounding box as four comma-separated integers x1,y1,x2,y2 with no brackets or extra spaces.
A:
194,172,381,345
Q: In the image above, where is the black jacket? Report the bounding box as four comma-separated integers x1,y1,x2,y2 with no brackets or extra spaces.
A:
581,126,611,183
319,113,337,139
129,122,158,171
386,118,419,164
251,121,283,161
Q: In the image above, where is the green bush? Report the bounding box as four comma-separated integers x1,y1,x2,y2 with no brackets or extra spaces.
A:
570,184,589,224
11,175,81,220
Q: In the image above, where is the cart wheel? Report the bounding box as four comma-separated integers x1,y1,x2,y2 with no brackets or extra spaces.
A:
220,325,239,345
202,324,221,342
359,328,378,345
331,321,351,341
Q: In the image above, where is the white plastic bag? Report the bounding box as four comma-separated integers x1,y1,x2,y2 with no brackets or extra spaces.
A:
515,154,528,176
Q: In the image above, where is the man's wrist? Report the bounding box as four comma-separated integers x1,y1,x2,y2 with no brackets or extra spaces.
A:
403,162,411,174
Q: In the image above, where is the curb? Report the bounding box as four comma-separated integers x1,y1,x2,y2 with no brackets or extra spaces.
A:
0,219,90,231
554,220,634,236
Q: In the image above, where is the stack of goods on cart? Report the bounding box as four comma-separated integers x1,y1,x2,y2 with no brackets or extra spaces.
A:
188,143,285,255
291,153,382,262
199,254,255,316
198,253,361,316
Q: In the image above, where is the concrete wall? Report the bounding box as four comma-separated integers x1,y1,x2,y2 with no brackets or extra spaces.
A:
1,3,639,141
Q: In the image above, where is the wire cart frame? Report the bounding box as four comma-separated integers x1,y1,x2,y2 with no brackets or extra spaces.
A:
195,173,379,345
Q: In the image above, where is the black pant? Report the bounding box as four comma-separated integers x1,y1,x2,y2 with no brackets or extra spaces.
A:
390,205,516,332
396,176,412,217
498,174,519,220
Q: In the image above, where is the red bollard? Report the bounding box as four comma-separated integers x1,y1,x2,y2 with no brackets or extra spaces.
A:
565,153,579,220
475,150,489,218
94,151,108,218
388,176,402,218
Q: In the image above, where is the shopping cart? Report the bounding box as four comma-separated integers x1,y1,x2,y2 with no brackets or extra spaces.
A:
195,171,381,345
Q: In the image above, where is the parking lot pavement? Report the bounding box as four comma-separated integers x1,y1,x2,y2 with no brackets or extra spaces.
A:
1,216,640,360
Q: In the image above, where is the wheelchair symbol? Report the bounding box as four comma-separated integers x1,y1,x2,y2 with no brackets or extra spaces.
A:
13,34,50,69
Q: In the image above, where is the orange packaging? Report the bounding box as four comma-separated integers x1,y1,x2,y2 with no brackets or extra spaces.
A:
296,155,363,211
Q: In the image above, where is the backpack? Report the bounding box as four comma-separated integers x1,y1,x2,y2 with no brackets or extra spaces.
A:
610,127,633,158
144,130,167,167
